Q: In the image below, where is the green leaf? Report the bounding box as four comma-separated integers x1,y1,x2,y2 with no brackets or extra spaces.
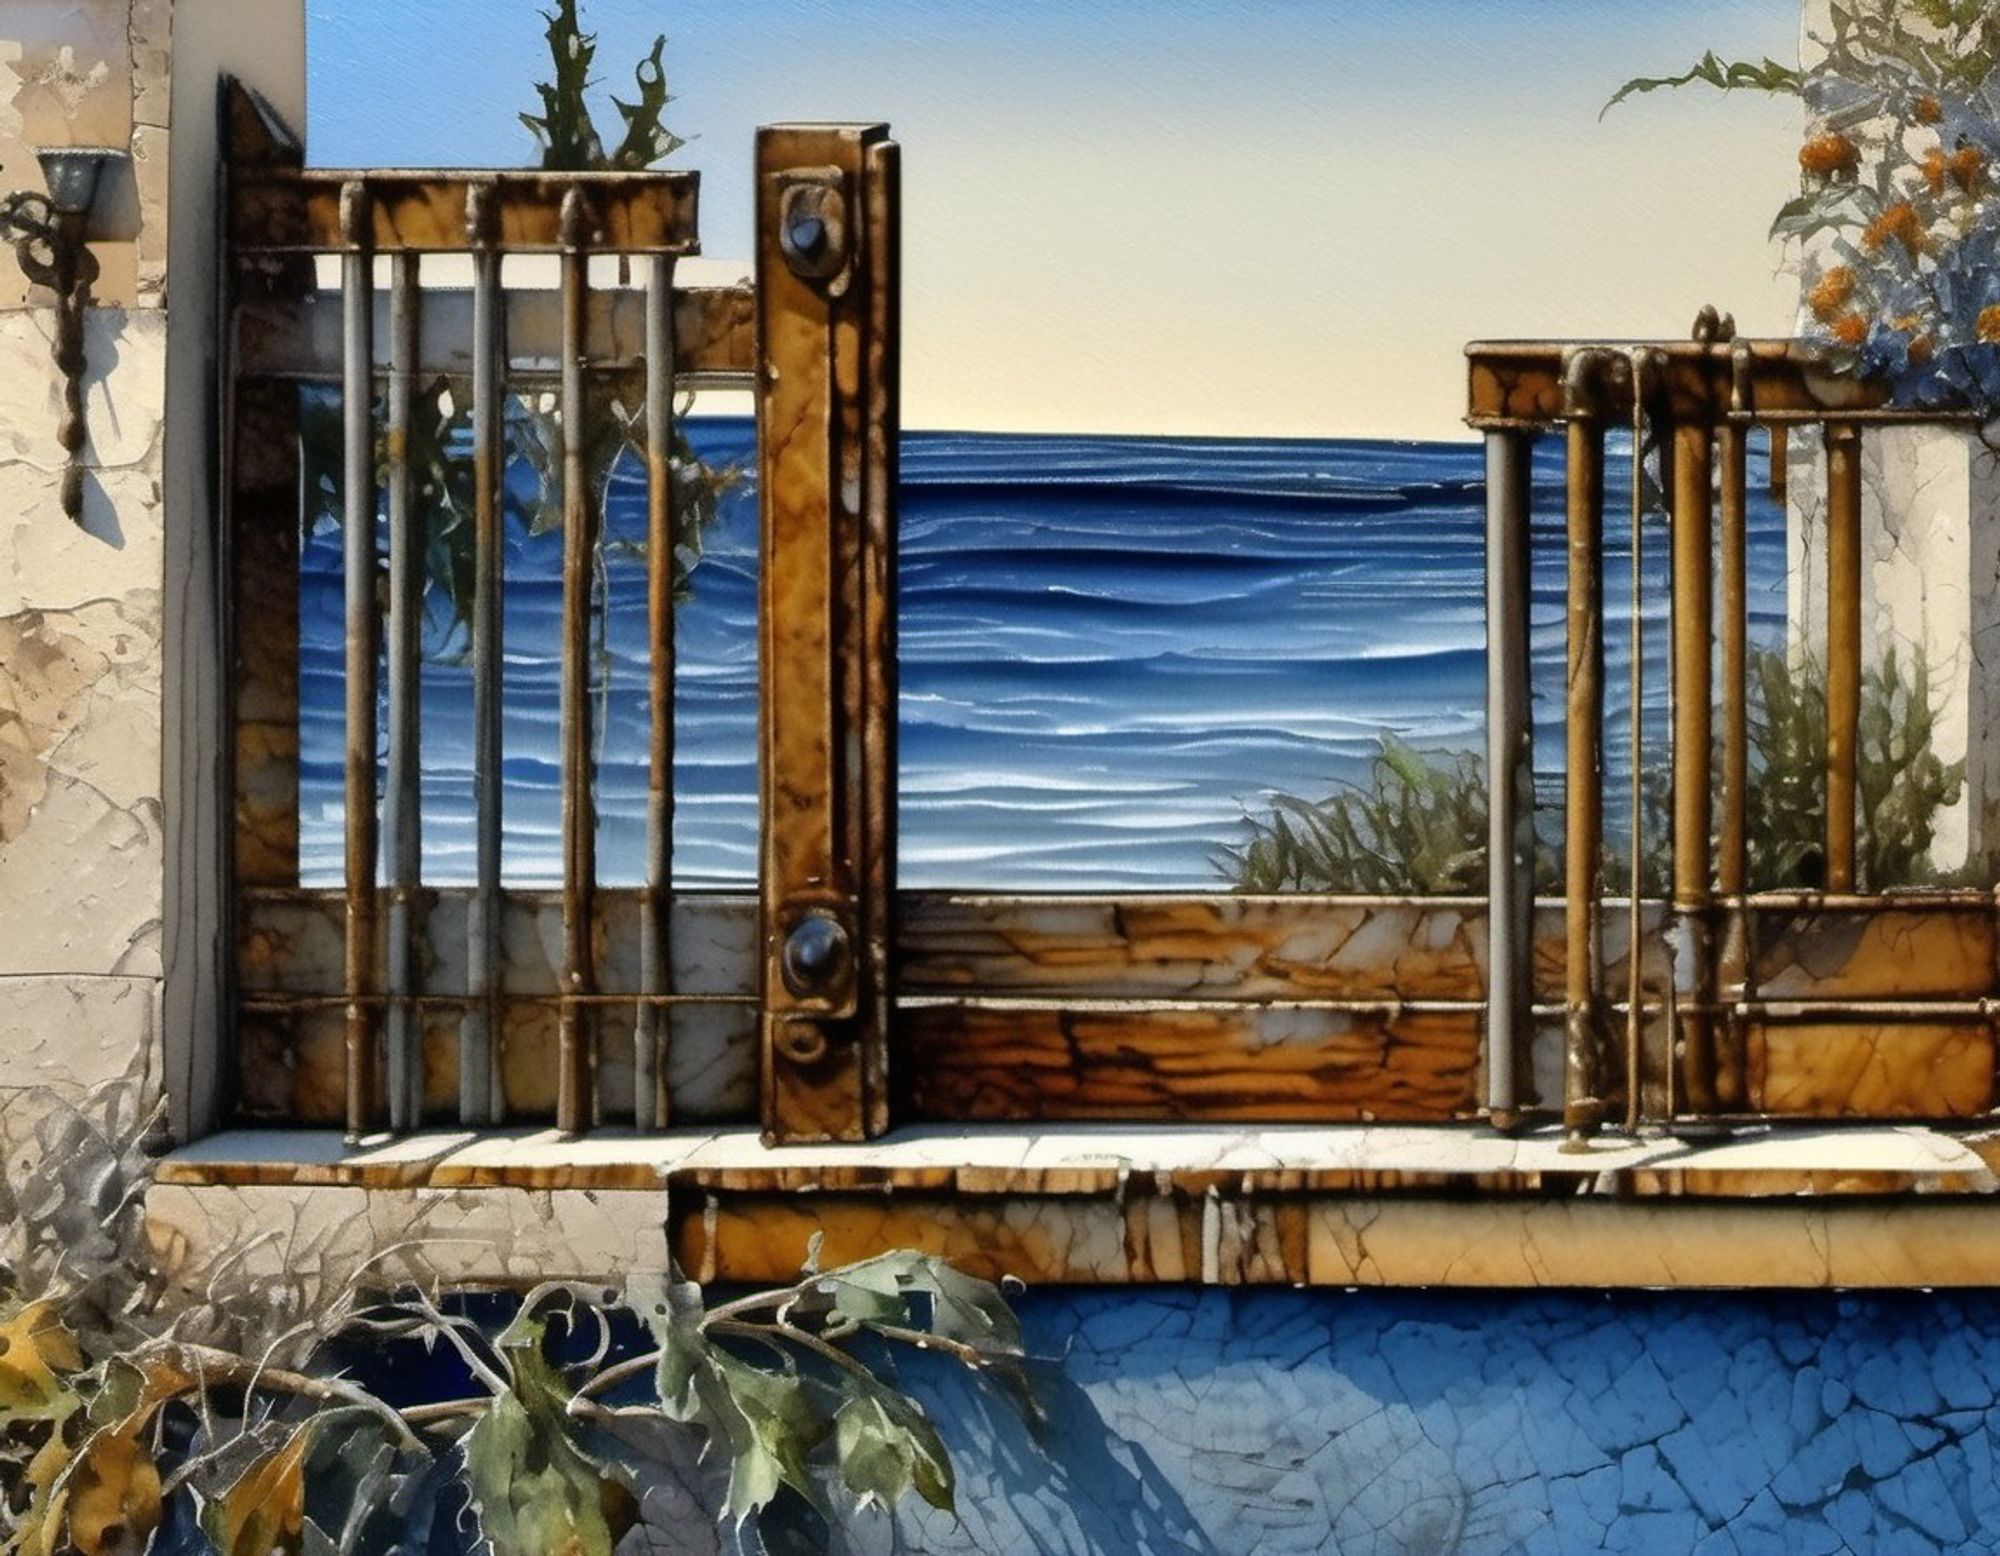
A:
816,1261,913,1329
627,1272,830,1519
608,35,686,170
833,1381,954,1513
298,1424,401,1556
462,1339,626,1556
1603,49,1804,116
818,1253,1023,1356
708,1353,830,1519
626,1271,708,1411
523,0,606,169
915,1259,1024,1354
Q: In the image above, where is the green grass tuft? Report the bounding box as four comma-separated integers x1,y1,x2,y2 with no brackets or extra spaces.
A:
1225,644,1965,895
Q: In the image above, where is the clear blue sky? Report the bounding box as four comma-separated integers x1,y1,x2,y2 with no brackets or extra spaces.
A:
307,0,1803,438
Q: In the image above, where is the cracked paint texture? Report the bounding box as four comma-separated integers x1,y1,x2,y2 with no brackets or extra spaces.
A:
1787,421,2000,878
814,1289,2000,1556
0,0,171,1174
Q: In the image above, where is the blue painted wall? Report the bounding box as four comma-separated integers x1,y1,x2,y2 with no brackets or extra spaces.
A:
847,1290,2000,1555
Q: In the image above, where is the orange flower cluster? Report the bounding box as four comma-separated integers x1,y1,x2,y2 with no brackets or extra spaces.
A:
1830,312,1871,346
1915,95,1944,125
1924,144,1986,194
1864,201,1928,255
1809,266,1857,320
1799,132,1862,176
1978,305,2000,345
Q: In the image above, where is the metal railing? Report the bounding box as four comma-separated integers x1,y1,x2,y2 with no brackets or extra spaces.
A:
1469,320,1993,1139
220,64,1995,1145
222,82,899,1143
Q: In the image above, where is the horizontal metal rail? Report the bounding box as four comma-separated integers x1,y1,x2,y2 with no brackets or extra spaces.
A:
237,283,754,384
1465,338,1964,429
233,167,701,254
242,993,758,1011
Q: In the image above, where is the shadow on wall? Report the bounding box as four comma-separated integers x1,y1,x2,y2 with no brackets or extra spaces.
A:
833,1288,2000,1556
837,1356,1227,1556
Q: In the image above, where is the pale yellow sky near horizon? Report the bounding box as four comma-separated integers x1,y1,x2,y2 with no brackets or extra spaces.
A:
314,0,1806,442
876,12,1804,442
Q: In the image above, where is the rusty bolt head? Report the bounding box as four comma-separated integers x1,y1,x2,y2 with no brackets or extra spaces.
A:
775,1023,831,1067
788,214,827,260
777,176,848,280
781,909,851,997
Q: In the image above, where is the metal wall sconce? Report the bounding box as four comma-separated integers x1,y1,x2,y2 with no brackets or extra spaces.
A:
0,147,128,522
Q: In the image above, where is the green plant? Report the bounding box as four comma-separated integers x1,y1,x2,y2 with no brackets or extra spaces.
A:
1739,641,1965,888
303,0,740,639
1226,643,1965,895
521,0,684,171
1610,0,2000,415
0,1083,1026,1556
1226,737,1488,895
298,379,736,642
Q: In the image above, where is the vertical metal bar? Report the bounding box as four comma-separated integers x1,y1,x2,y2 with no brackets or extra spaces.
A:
1483,428,1533,1128
858,138,902,1141
1625,350,1654,1132
757,124,900,1142
1715,397,1752,1111
1671,420,1717,1116
1824,423,1863,893
462,183,505,1126
1718,424,1750,899
1768,423,1789,503
1561,355,1605,1139
212,84,312,1143
229,390,303,891
557,187,597,1136
383,249,424,1133
637,252,678,1130
339,181,379,1143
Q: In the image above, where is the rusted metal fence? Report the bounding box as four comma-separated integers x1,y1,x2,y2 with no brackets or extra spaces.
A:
1470,327,1999,1139
220,71,1999,1146
223,83,897,1142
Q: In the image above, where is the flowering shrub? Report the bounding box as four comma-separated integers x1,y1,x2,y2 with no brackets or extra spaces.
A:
1613,1,2000,414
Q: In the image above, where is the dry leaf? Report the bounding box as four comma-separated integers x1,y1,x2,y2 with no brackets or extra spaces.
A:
0,1301,84,1417
204,1424,315,1556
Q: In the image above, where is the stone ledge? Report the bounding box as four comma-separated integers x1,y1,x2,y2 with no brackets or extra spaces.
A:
159,1121,2000,1197
148,1123,2000,1289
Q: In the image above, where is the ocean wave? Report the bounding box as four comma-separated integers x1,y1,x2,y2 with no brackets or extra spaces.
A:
297,427,1792,889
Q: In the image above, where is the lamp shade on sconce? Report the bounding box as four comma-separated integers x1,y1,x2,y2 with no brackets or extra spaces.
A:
35,147,123,218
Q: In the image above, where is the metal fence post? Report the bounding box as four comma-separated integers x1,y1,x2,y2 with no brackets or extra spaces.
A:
756,124,901,1143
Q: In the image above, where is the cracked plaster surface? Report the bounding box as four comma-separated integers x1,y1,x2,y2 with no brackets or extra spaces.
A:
0,2,170,1182
143,1181,672,1310
827,1289,2000,1556
1785,410,2000,879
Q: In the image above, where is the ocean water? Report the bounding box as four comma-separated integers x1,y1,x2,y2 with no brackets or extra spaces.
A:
297,420,1790,890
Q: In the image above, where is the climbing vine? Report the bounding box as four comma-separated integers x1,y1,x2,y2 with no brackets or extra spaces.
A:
0,1084,1027,1555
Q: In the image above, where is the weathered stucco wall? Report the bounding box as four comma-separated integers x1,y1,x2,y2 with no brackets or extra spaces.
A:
0,0,173,1160
0,1,303,1159
1785,0,2000,879
851,1288,2000,1556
